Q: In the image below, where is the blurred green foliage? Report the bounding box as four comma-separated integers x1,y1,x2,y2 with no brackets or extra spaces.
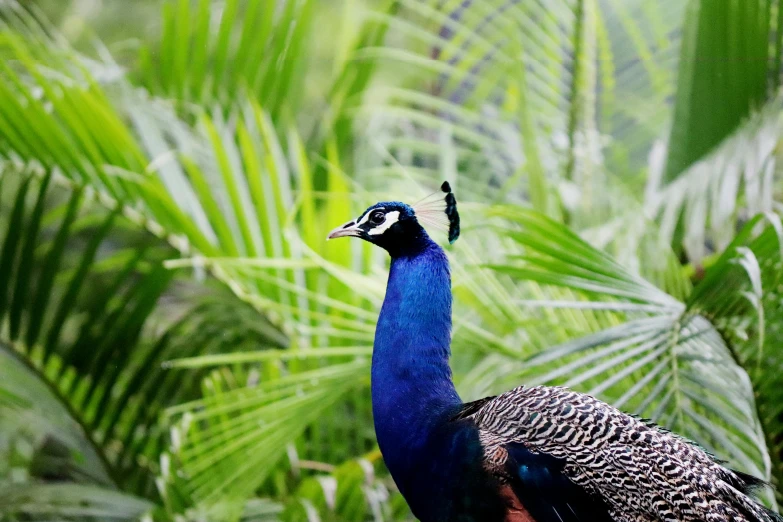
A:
1,0,783,520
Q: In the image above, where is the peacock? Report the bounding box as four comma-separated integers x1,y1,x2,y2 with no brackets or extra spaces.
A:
327,182,781,522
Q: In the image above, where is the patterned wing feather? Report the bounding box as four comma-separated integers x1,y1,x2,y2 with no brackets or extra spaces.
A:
470,385,780,522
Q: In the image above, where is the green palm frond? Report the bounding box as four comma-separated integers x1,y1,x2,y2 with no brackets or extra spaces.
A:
353,0,684,218
139,0,315,118
0,343,111,487
282,451,408,522
0,483,153,521
486,205,776,506
0,165,288,508
687,213,783,497
648,94,783,262
0,167,174,495
0,6,166,206
596,0,684,173
125,98,383,342
162,359,369,507
0,336,152,521
663,0,779,183
1,9,381,514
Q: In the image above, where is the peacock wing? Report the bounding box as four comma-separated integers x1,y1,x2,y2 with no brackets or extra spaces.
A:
464,385,779,522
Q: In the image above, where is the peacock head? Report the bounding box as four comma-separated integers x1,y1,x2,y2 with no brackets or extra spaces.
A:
327,181,460,257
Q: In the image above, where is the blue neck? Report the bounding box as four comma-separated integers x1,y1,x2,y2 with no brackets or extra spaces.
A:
371,239,461,480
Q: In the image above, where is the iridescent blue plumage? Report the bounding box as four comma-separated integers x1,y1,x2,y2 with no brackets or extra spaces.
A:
371,240,507,521
327,184,780,522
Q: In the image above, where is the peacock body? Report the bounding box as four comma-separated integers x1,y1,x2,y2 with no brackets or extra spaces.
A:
327,183,780,522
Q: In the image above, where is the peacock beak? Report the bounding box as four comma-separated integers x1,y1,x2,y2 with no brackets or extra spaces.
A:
327,220,361,240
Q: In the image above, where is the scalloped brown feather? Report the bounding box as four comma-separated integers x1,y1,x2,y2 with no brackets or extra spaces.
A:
467,385,779,522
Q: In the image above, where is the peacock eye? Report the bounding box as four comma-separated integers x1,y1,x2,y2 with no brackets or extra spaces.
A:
369,211,385,225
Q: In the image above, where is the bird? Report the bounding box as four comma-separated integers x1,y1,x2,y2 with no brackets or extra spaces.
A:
326,182,781,522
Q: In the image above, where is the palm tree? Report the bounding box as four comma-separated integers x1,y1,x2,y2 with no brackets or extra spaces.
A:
0,0,781,520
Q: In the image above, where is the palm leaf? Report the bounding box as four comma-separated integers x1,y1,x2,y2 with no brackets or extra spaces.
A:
648,94,783,262
352,0,684,221
281,451,407,522
139,0,316,119
688,213,783,498
0,165,288,509
0,483,152,521
486,205,778,505
663,0,779,183
163,359,369,506
0,6,381,513
0,167,175,496
0,336,152,521
0,342,110,486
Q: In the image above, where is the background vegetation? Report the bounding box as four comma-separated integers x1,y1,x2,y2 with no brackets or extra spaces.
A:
1,0,782,520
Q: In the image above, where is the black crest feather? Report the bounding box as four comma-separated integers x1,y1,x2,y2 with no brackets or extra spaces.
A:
441,182,460,244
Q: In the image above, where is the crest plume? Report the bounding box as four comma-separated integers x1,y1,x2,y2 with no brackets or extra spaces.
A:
413,181,461,244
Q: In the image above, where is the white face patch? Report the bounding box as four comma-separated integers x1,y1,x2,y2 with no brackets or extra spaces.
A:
356,207,383,226
367,210,400,235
